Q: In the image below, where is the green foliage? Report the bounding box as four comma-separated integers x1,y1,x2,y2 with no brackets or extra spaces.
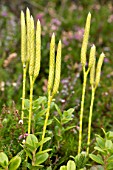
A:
89,130,113,169
0,152,21,170
0,105,24,158
0,152,8,169
70,152,88,169
22,134,51,169
0,1,113,169
9,156,21,170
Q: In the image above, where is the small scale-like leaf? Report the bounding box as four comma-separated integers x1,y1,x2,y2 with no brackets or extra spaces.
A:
9,156,21,170
89,154,104,165
35,153,48,165
67,160,76,170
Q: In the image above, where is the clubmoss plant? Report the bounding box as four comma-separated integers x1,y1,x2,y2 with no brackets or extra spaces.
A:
21,8,31,121
40,37,62,151
78,12,92,154
87,52,105,154
28,17,41,134
21,8,41,134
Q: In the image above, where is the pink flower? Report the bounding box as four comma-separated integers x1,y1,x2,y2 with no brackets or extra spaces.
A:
74,28,84,41
108,14,113,23
51,18,61,26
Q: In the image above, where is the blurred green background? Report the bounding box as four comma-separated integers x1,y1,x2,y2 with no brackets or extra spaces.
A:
0,0,113,132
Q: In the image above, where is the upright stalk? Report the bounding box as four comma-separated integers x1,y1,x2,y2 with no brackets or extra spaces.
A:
28,76,34,134
78,67,89,154
21,63,28,120
87,86,95,155
40,91,52,151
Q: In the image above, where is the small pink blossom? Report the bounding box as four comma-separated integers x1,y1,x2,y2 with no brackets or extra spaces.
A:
108,14,113,23
74,28,84,41
51,18,61,26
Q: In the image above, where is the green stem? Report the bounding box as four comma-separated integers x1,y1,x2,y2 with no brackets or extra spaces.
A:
40,91,52,151
87,86,95,155
28,76,34,134
78,67,89,154
21,63,27,120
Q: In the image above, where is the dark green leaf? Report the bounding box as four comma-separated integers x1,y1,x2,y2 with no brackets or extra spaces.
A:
24,148,32,160
35,153,48,165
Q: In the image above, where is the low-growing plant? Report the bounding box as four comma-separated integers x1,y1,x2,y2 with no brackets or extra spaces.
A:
0,104,24,158
21,134,51,169
89,130,113,170
0,152,21,170
0,7,108,170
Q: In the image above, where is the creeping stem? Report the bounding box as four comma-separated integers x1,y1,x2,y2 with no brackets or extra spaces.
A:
87,86,95,155
78,67,89,154
40,91,52,151
28,76,34,134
